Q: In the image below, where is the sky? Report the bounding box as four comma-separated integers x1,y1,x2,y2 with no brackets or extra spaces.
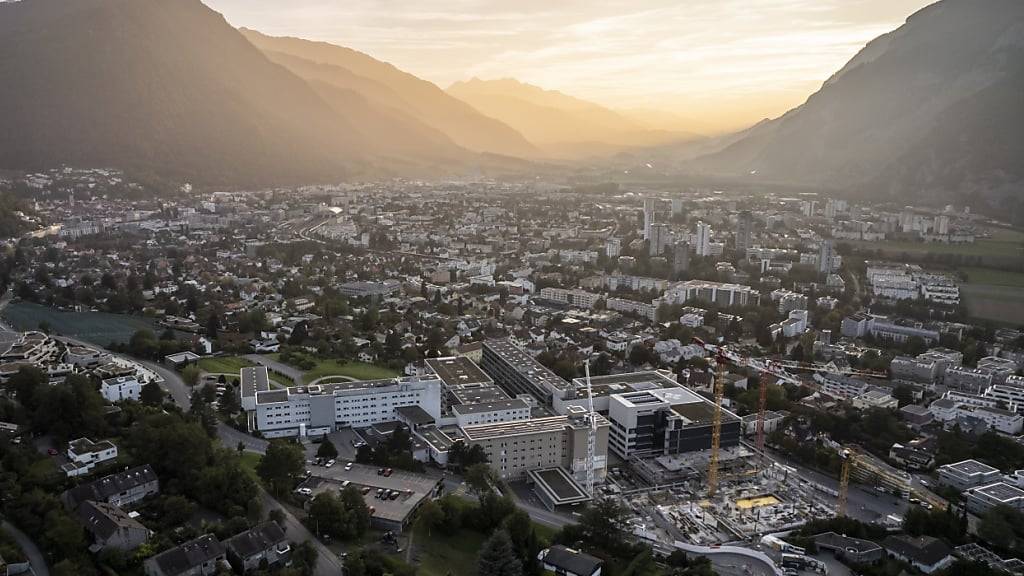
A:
205,0,935,132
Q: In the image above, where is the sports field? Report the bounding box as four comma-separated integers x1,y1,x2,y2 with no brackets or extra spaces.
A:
2,302,162,346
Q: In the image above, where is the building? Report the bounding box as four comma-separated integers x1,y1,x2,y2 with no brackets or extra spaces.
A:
461,413,609,484
100,375,142,403
672,241,690,274
77,500,150,552
944,366,994,394
605,237,621,258
937,459,1002,491
661,280,760,308
223,523,290,573
853,389,899,410
338,280,401,300
818,239,836,274
816,373,871,400
649,223,671,256
695,221,712,257
735,211,753,252
240,366,271,412
890,356,940,384
978,356,1019,385
481,339,572,406
0,332,58,365
65,345,110,369
606,385,741,460
65,465,159,510
605,298,656,321
538,287,602,309
882,535,954,574
253,376,442,438
144,534,226,576
813,532,884,564
537,545,603,576
452,399,531,428
62,437,118,478
966,482,1024,516
899,404,934,427
643,198,657,240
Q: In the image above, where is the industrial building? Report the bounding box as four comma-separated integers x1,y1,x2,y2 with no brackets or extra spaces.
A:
661,280,760,308
937,459,1002,491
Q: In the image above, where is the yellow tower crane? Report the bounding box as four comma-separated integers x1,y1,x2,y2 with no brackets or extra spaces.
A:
837,449,853,517
707,352,727,498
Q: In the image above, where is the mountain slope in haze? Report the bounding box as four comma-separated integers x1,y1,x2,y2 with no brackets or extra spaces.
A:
240,30,539,160
447,78,698,157
0,0,373,186
696,0,1024,218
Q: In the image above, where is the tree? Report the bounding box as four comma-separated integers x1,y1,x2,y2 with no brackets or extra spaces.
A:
182,364,202,388
476,529,523,576
140,381,165,406
218,387,240,415
416,499,444,536
465,463,498,495
307,488,370,540
578,497,628,552
290,540,318,576
316,439,339,460
257,441,306,496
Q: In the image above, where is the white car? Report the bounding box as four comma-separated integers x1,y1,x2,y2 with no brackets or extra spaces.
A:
325,459,336,468
345,462,353,471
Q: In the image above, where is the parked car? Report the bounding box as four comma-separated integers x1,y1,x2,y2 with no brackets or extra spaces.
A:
383,468,393,477
325,459,336,468
344,462,353,471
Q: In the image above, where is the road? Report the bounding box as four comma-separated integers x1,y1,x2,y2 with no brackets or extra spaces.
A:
2,520,50,576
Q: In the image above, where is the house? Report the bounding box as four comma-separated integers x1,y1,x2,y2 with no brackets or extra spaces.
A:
100,375,142,403
537,545,603,576
882,535,953,574
144,534,226,576
889,443,935,471
249,338,280,354
62,438,118,477
64,464,160,509
164,351,200,368
77,500,150,552
224,522,290,573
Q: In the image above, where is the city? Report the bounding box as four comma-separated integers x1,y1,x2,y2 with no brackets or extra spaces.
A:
0,1,1023,576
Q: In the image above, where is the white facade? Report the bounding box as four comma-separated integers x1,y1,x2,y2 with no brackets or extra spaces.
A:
100,376,142,403
254,377,443,438
452,399,531,428
695,221,712,257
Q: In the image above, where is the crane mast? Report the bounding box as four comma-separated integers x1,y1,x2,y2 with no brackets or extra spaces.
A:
756,370,769,467
584,360,597,496
707,352,727,498
837,449,853,517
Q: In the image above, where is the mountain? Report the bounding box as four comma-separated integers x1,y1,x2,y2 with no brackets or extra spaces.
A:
695,0,1024,219
239,30,539,159
0,0,537,187
447,78,698,158
0,0,375,185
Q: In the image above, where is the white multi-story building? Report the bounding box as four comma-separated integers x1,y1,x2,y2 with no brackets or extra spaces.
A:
63,438,118,478
978,356,1019,385
452,399,531,428
816,373,871,399
100,376,143,403
890,356,940,384
253,376,443,438
538,287,602,309
944,366,995,394
606,298,656,321
605,237,621,258
695,221,712,257
661,280,760,308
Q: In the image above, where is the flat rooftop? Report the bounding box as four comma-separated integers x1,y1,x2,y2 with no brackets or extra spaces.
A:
484,339,571,392
426,356,492,387
241,366,271,399
416,426,456,452
446,382,510,405
452,399,529,415
672,401,739,425
256,375,439,405
974,482,1024,502
571,370,679,398
942,459,1000,476
528,467,590,505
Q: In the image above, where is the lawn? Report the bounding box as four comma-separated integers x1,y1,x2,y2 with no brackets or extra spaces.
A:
413,525,489,576
961,267,1024,288
301,360,399,384
198,356,292,386
238,451,262,477
962,284,1024,327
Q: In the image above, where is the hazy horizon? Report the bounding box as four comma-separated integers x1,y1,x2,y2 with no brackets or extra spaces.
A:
204,0,935,133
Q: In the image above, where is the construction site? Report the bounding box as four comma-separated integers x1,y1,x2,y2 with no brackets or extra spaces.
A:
598,338,914,547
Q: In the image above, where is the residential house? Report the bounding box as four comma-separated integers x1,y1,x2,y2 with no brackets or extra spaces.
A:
64,465,160,509
62,438,118,478
224,523,290,573
100,375,142,403
882,535,954,574
537,545,603,576
144,534,226,576
78,500,150,552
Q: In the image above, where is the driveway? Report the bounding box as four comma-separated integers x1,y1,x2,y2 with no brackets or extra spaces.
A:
245,354,305,384
259,490,344,576
1,520,50,576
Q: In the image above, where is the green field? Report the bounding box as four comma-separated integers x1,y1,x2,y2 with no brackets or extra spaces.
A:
844,226,1024,263
2,301,165,346
961,267,1024,288
303,360,399,384
414,526,488,576
238,451,262,476
198,356,292,387
962,284,1024,327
